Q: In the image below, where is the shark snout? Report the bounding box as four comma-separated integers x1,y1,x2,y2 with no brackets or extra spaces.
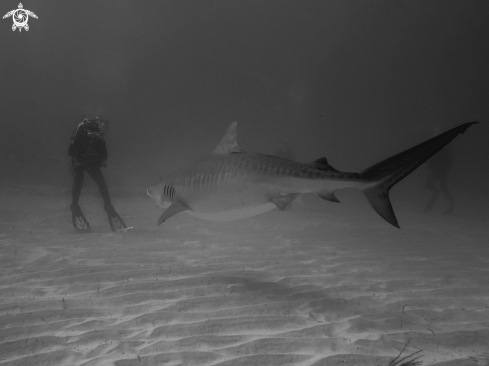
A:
147,186,159,201
147,184,170,208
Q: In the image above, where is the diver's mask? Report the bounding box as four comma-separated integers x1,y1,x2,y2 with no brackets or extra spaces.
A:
91,117,108,135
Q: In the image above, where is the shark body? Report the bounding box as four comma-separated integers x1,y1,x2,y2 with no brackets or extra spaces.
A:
147,121,477,228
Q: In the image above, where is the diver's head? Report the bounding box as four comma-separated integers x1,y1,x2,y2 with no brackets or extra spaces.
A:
92,117,108,135
84,120,102,135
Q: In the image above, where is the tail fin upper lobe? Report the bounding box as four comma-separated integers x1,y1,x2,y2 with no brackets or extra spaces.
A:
360,122,478,228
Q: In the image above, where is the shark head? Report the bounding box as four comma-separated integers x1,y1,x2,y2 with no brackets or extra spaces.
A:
148,122,243,212
147,182,173,209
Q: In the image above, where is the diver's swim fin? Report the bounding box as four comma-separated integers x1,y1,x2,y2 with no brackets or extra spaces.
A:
105,205,127,232
71,204,91,232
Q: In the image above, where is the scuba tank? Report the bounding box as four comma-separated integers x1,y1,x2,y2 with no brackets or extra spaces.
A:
69,118,108,168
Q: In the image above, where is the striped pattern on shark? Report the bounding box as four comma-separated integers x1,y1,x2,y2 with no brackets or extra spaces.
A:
147,121,477,228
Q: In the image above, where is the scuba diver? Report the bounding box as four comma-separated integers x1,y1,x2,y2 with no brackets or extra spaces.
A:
422,145,454,215
274,139,295,210
422,128,455,215
68,117,127,232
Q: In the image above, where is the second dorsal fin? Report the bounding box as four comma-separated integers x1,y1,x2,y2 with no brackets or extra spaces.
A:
313,157,340,172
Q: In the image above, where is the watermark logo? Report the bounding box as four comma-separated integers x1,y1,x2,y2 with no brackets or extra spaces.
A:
3,3,37,32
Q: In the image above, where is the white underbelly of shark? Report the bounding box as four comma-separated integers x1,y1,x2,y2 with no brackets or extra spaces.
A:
188,202,277,221
182,176,363,221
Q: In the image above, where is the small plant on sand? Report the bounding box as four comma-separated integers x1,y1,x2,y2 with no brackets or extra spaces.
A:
388,342,423,366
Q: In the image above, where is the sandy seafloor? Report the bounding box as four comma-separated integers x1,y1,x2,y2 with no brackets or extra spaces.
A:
1,185,488,366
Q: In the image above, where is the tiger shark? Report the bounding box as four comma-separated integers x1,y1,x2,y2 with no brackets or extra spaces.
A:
147,121,477,228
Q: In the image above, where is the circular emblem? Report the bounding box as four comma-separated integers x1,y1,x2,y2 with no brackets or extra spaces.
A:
12,7,28,28
3,3,38,32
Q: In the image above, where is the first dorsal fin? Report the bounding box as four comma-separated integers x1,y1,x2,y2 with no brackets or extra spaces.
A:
213,121,244,154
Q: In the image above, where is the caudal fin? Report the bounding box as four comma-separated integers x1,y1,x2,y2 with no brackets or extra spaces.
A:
360,122,478,228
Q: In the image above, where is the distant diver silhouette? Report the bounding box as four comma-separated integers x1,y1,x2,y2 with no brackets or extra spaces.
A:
422,143,454,215
274,139,296,210
68,117,128,232
275,139,294,160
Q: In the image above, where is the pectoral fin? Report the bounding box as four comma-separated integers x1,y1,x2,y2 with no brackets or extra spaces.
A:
272,194,299,211
157,202,189,225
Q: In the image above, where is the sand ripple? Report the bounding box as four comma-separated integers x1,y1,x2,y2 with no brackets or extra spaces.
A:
1,195,488,365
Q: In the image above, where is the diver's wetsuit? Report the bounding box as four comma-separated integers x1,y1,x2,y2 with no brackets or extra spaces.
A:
275,141,294,161
68,119,126,231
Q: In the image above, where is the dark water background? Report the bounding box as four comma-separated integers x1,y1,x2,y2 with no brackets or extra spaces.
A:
1,0,488,219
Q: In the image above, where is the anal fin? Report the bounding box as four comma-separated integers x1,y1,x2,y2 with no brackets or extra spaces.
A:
272,194,299,211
